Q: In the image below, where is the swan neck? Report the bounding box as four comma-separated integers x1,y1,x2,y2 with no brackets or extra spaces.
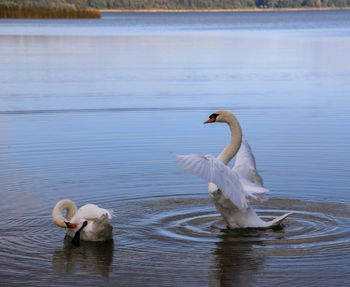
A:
52,199,77,228
217,114,242,165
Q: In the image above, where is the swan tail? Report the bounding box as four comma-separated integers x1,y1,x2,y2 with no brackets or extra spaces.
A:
89,214,113,241
264,212,293,228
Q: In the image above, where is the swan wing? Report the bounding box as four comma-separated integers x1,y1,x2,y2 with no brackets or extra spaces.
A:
233,137,267,197
239,178,269,200
176,154,249,209
74,204,112,221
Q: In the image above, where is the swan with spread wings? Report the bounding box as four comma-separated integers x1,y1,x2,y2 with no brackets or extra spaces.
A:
176,110,291,228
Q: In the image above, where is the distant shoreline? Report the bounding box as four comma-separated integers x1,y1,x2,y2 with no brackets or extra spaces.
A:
100,7,350,12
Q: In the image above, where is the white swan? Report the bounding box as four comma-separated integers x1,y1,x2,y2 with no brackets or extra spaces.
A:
176,110,292,228
52,199,113,245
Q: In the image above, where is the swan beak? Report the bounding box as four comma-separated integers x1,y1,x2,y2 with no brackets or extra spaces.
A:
64,221,77,229
204,118,216,124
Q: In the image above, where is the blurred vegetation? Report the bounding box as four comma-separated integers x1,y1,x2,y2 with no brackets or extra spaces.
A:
0,0,349,14
68,0,350,9
112,0,349,9
0,1,100,18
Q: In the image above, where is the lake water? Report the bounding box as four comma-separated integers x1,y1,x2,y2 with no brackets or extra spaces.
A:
1,10,350,286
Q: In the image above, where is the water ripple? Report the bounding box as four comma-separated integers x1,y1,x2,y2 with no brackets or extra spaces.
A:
2,195,350,285
138,197,350,254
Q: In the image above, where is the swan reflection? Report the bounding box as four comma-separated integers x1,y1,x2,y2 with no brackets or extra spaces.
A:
52,236,114,278
209,229,266,287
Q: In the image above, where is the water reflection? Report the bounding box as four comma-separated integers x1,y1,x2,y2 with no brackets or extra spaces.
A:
209,229,267,287
52,236,114,278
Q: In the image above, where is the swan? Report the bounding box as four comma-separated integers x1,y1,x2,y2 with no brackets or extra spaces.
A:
176,110,292,228
52,199,113,245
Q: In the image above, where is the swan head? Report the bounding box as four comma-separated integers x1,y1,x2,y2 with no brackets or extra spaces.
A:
64,219,89,246
64,221,78,229
204,110,234,124
65,219,89,231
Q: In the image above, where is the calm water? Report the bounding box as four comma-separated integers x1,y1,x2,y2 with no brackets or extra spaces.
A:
1,10,350,286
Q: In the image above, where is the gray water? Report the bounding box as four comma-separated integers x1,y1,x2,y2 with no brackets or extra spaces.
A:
1,10,350,286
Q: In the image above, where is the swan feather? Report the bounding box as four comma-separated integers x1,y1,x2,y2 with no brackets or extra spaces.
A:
176,153,267,210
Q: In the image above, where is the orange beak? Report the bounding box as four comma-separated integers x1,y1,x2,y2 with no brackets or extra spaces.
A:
67,222,77,229
204,117,216,124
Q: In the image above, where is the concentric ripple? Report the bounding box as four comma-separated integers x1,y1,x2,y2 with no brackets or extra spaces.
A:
140,196,350,252
2,195,350,286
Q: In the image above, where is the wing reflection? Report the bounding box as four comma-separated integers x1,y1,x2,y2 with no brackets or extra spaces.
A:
52,236,114,278
209,229,266,287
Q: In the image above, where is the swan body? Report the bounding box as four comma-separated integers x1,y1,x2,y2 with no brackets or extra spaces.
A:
176,110,291,229
52,199,113,244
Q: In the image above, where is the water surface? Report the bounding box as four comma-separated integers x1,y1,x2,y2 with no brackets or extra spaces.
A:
1,10,350,286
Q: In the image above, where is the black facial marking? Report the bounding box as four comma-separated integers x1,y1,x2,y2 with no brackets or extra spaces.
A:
64,221,73,229
71,221,88,246
209,113,219,120
81,221,88,229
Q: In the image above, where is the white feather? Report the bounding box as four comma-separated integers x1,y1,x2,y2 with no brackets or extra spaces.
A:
176,152,266,210
233,137,264,187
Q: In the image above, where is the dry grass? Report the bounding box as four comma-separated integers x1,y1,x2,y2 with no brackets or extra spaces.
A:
0,5,100,18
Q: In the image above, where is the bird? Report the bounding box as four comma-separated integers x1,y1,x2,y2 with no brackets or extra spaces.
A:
52,199,113,245
176,110,292,228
